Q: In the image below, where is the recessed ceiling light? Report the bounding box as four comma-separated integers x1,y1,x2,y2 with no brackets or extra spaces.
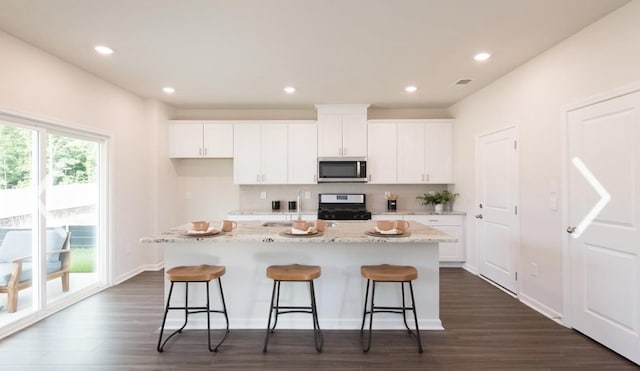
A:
94,45,114,55
163,87,175,94
284,86,296,94
474,52,491,62
405,86,417,93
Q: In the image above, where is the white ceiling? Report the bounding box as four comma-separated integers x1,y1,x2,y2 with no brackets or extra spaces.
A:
0,0,629,109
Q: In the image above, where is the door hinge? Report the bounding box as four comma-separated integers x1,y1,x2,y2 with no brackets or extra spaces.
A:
514,140,518,150
514,206,518,215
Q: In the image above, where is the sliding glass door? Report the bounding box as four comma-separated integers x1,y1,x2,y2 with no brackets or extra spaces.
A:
0,117,106,329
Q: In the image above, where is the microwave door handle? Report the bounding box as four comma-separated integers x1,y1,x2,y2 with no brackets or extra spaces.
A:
356,161,361,178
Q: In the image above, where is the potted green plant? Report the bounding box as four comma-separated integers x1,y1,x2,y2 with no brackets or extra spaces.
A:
416,190,459,213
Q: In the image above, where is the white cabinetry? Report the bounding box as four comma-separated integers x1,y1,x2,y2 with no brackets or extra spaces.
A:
233,122,288,184
288,122,318,184
367,121,397,184
397,120,453,184
404,214,464,262
169,120,234,158
316,104,369,157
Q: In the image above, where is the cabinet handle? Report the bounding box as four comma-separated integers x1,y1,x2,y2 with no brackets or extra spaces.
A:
367,174,371,181
338,147,342,156
262,174,266,182
257,174,260,182
199,147,202,156
421,174,425,182
204,147,207,155
343,147,347,156
567,226,576,234
313,175,317,182
426,174,430,182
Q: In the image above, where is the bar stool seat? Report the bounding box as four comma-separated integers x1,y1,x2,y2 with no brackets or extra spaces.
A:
263,264,323,352
157,264,229,352
361,264,418,282
266,264,321,281
360,264,423,353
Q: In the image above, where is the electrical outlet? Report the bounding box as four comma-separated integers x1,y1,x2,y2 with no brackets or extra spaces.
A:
531,262,538,276
305,191,311,199
260,191,267,200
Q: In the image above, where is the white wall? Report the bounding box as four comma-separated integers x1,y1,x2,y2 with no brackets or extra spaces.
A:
449,1,640,316
0,30,168,281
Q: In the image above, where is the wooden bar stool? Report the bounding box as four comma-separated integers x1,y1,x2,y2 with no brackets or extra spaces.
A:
157,264,229,352
263,264,323,352
360,264,423,353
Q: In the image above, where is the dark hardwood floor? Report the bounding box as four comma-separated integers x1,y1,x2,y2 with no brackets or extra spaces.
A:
0,268,636,370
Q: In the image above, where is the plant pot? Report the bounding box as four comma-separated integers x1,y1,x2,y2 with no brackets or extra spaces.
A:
434,204,444,213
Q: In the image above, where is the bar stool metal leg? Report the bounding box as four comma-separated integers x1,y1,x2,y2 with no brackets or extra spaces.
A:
309,280,324,352
360,279,376,352
263,280,278,352
157,278,229,353
409,281,423,353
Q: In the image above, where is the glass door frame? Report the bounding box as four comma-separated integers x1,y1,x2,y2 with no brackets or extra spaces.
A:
0,111,111,333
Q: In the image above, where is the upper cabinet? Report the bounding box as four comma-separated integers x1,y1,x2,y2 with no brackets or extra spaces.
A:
316,104,369,157
397,120,453,184
288,121,318,184
169,120,234,158
234,122,288,184
367,122,397,184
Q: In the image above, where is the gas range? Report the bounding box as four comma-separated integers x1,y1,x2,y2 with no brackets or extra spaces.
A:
317,193,372,221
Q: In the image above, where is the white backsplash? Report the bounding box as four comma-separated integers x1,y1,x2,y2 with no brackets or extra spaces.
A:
239,183,449,212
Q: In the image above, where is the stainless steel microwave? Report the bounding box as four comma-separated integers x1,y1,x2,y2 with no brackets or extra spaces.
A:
318,157,367,183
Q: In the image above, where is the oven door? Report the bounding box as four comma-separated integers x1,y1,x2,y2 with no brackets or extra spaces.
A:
318,158,367,182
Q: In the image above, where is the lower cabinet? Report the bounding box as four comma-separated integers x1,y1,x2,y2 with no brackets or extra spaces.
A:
373,214,465,263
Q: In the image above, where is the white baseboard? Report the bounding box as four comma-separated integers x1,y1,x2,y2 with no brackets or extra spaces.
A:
440,262,465,268
114,262,164,285
160,317,444,331
519,292,564,326
462,263,479,275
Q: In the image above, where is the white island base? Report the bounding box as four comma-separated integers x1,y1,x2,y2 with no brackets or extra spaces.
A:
150,221,452,331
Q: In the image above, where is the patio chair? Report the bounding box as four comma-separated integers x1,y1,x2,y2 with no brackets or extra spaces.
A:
0,228,71,313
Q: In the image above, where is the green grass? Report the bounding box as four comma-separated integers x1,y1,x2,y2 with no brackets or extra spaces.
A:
70,248,95,273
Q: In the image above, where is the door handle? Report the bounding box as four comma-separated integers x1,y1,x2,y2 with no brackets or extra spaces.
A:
475,214,483,219
567,226,576,234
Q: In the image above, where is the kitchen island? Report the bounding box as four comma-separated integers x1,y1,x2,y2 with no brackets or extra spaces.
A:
142,220,455,330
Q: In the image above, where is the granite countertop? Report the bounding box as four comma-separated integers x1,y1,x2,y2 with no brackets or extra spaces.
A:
228,209,466,216
141,220,456,244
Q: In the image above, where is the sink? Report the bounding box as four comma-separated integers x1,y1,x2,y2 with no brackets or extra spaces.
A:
261,221,338,227
261,221,293,227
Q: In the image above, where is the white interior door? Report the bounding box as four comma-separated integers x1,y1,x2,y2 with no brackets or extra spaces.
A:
567,90,640,365
476,127,519,293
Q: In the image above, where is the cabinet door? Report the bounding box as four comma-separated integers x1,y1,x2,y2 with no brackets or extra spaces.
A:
341,114,367,157
288,122,318,184
397,123,426,183
260,123,288,184
317,113,343,157
436,225,464,262
169,122,203,158
203,122,234,157
405,215,465,262
367,122,397,183
233,123,262,184
426,122,453,183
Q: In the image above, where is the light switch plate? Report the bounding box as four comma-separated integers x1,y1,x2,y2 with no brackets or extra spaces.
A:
260,191,267,200
305,191,311,199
